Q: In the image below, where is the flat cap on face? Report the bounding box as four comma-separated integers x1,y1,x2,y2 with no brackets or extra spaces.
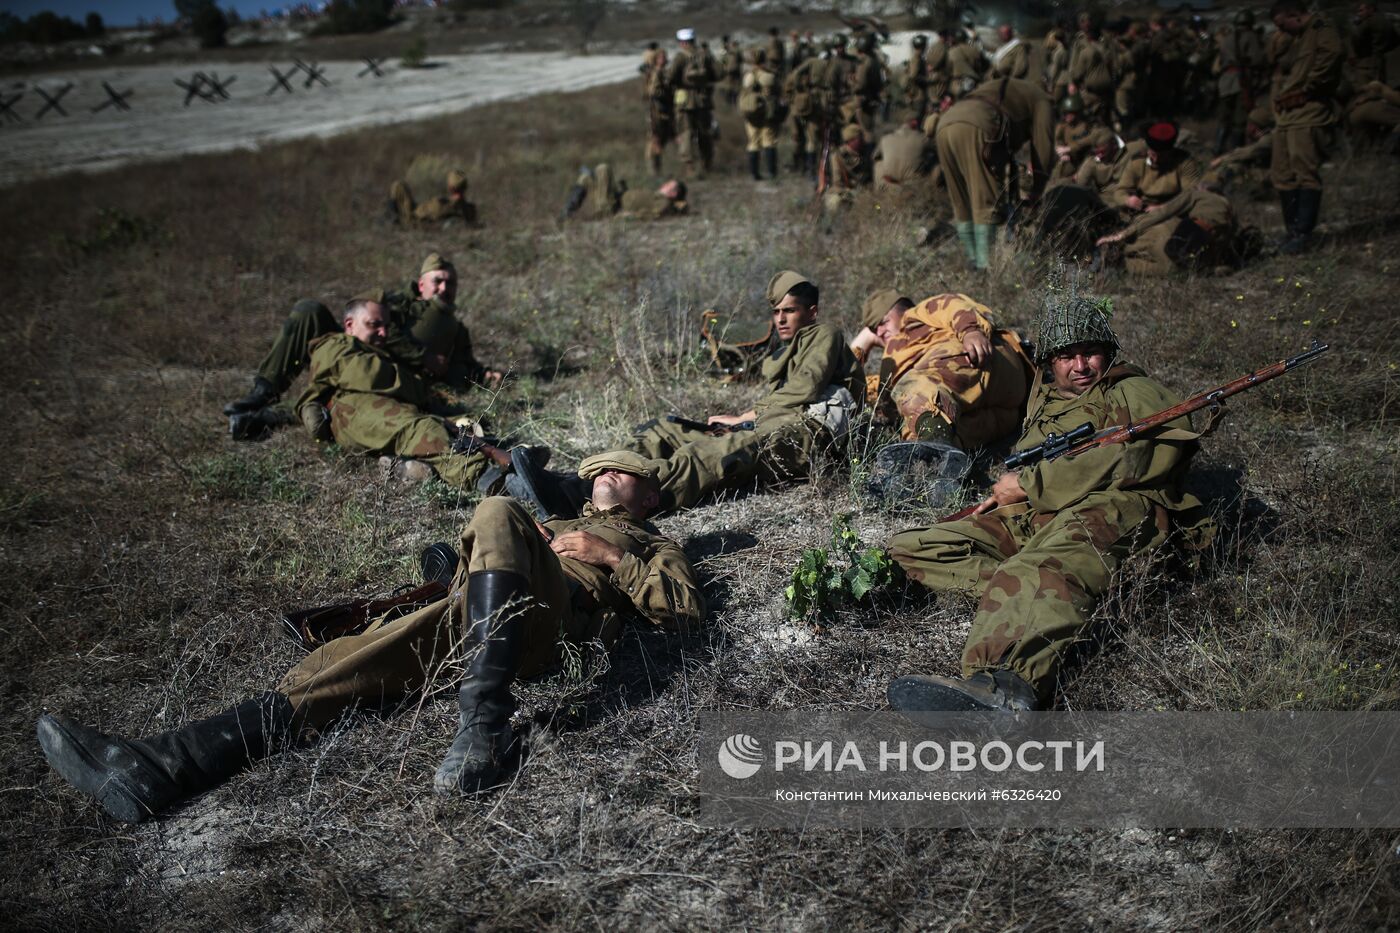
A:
577,450,666,481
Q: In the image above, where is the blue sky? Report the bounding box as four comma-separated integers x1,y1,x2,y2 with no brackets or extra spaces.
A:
4,2,265,27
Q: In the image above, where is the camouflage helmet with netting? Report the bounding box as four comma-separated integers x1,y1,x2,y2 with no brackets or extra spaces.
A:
1034,272,1120,364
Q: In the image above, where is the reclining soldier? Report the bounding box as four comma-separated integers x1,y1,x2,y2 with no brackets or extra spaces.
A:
223,253,502,437
295,293,537,490
515,271,864,518
36,452,704,821
849,289,1033,448
886,291,1212,712
389,167,479,228
561,164,689,221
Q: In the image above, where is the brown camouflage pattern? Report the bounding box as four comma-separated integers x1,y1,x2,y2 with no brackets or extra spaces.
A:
880,294,1033,448
277,497,704,730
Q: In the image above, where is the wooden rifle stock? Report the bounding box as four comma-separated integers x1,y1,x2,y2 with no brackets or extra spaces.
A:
932,341,1330,525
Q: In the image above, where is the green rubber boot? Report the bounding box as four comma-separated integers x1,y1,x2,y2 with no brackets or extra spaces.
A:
955,221,976,267
972,223,996,271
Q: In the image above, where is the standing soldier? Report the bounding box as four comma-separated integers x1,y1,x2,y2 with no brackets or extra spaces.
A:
766,26,787,80
1349,2,1399,84
786,49,822,176
1270,0,1344,254
991,24,1030,80
668,28,719,178
904,34,932,122
644,48,674,176
1044,28,1072,100
947,27,987,99
886,294,1212,713
719,36,744,108
1068,19,1116,124
1215,11,1267,155
850,31,886,134
924,29,953,103
1114,21,1149,125
740,49,781,180
936,76,1056,270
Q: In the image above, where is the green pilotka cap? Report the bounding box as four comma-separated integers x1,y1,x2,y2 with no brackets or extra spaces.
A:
860,287,906,330
577,450,666,482
420,252,454,276
345,286,386,311
766,270,813,308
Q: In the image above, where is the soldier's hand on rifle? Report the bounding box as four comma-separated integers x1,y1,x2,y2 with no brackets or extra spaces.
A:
973,471,1028,515
708,412,754,427
962,330,993,368
550,530,624,570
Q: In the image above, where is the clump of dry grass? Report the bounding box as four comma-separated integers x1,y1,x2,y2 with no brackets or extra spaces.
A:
2,55,1399,932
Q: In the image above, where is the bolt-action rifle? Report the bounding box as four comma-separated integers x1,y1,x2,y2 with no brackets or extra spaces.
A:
937,341,1331,522
666,413,756,435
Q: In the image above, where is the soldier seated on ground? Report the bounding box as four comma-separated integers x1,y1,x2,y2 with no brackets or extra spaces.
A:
1094,172,1253,276
223,253,502,438
513,271,864,519
296,294,535,493
390,168,478,228
885,291,1213,713
36,452,704,821
1108,121,1203,216
1050,94,1098,182
872,118,938,196
822,124,874,215
561,164,689,221
848,289,1033,448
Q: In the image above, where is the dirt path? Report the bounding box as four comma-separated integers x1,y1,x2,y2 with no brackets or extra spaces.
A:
0,51,639,185
0,33,930,187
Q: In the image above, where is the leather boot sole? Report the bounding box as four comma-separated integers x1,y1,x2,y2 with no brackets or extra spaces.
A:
887,675,1003,713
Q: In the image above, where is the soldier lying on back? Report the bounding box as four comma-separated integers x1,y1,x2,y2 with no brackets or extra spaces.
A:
36,453,704,819
887,293,1213,713
223,253,503,438
561,163,689,221
388,168,478,228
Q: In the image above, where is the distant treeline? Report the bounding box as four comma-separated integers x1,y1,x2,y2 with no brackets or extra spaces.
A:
0,11,105,46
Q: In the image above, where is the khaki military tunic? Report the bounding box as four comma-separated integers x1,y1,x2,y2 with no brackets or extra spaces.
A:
1109,149,1203,210
947,42,986,98
742,67,780,151
632,322,863,512
1068,37,1116,117
936,77,1056,223
889,364,1209,704
297,333,488,490
1071,138,1145,193
872,124,933,192
668,48,719,174
278,497,704,730
1051,118,1096,181
1120,188,1237,276
1270,15,1343,191
879,294,1033,447
1349,12,1398,84
990,39,1029,79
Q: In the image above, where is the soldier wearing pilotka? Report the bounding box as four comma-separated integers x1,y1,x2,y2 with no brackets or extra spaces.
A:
886,293,1213,713
36,452,704,819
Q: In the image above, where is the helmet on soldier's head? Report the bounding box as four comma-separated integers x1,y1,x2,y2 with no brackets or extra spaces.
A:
1060,94,1084,115
858,32,878,52
833,33,849,48
1034,286,1120,364
445,169,468,194
912,33,928,48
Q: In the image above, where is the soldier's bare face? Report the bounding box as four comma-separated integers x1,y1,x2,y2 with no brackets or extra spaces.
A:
874,308,904,344
772,297,818,341
418,269,457,306
344,303,388,347
591,470,660,519
1049,343,1112,397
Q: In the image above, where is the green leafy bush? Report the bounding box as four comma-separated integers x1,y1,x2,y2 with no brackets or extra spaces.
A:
785,515,901,622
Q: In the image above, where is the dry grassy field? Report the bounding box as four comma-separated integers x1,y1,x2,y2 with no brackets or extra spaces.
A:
2,67,1398,930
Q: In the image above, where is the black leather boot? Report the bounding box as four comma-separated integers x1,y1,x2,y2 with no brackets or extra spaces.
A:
36,692,295,823
1275,189,1300,247
229,406,297,441
222,376,279,416
420,542,459,586
763,146,778,179
434,571,527,793
504,446,592,520
747,150,761,181
887,670,1042,713
1280,188,1322,254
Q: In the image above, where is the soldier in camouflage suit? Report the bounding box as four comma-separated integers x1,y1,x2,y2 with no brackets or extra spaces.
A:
850,290,1033,449
886,294,1211,712
36,452,704,818
223,254,501,438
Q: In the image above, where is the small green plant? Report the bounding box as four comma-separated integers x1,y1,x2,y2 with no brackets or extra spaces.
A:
785,514,901,623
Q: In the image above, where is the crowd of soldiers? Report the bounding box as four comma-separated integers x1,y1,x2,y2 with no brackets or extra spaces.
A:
633,3,1395,269
32,2,1394,824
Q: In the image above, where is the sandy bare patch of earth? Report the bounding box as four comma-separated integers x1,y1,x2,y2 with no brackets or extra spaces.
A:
0,51,639,185
0,33,922,187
